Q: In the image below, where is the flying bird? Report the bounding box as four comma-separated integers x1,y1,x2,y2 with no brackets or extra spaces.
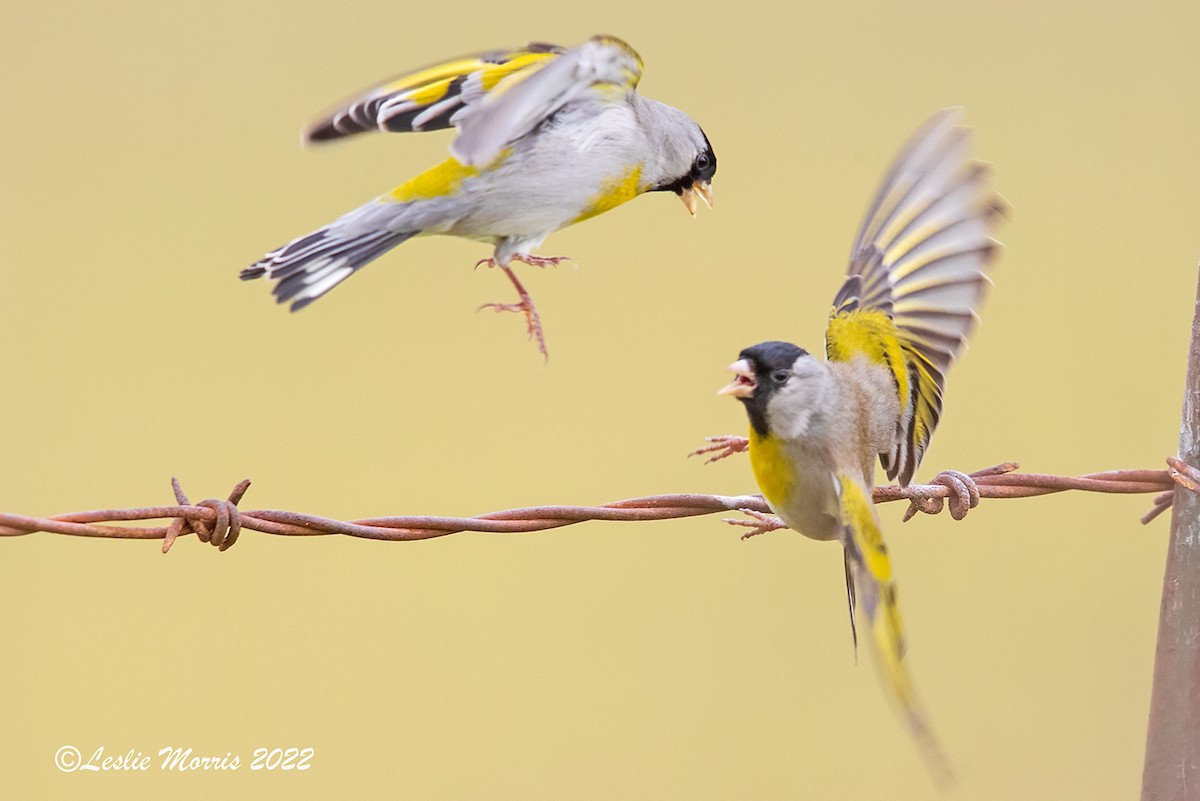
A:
703,108,1005,780
242,36,716,357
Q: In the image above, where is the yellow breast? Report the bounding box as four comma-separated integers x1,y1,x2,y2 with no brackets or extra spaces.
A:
572,164,643,223
748,429,799,512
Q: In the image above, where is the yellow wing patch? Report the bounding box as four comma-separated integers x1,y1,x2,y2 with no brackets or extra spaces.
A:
304,44,564,144
398,76,461,109
379,57,491,98
478,52,557,92
825,110,1004,486
825,307,910,405
572,165,643,223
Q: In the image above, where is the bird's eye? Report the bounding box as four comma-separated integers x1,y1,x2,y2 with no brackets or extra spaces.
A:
693,154,710,175
770,369,790,384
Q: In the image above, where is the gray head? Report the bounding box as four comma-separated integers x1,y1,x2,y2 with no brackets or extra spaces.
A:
635,97,716,215
719,341,833,439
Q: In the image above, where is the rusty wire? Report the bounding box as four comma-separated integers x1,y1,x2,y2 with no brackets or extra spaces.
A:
1,457,1196,553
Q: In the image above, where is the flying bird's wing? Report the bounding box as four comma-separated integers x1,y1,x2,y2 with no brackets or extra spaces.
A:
303,36,643,168
448,35,642,167
303,42,565,143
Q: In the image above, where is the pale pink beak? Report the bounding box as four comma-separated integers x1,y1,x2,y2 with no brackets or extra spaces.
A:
679,181,714,217
717,358,756,398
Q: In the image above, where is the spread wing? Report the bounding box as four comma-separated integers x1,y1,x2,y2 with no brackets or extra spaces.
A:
826,108,1006,486
303,36,644,168
838,475,953,785
304,43,564,143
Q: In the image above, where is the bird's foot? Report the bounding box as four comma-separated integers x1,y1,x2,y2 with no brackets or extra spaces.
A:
688,435,750,464
476,261,548,359
724,508,788,540
513,254,574,268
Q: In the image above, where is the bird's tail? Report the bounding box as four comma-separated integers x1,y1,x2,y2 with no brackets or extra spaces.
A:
839,474,955,787
242,220,416,311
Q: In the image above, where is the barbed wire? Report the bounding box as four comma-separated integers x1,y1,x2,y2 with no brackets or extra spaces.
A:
1,456,1196,553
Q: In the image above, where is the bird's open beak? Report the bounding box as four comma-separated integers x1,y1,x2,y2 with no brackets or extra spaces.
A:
717,359,756,398
679,181,714,217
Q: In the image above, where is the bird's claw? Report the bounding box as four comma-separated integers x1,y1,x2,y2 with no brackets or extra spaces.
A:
724,508,787,540
514,254,574,268
478,299,547,359
688,435,750,463
476,258,550,359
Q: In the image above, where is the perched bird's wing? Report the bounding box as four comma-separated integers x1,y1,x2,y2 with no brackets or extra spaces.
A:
838,475,952,785
826,108,1005,486
303,43,565,144
302,36,644,168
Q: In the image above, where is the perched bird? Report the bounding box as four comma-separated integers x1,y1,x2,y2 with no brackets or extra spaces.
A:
704,108,1004,780
242,35,716,357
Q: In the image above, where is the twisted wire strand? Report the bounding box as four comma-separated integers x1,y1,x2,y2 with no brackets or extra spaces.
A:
1,458,1195,552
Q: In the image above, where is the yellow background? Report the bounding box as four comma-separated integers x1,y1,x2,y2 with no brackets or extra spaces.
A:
3,0,1198,798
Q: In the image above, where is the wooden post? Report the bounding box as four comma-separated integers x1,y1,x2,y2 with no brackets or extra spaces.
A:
1142,264,1200,800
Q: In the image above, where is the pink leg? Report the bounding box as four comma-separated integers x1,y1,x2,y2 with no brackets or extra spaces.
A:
476,259,549,359
688,435,750,464
513,254,574,268
724,508,788,540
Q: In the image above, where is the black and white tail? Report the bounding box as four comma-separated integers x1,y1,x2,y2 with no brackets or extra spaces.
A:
242,224,415,311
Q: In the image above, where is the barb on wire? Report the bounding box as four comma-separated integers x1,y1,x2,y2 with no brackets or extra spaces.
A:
0,458,1196,553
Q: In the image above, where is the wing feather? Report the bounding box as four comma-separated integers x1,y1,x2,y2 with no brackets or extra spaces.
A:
303,43,565,144
301,36,644,169
449,35,643,167
826,108,1005,485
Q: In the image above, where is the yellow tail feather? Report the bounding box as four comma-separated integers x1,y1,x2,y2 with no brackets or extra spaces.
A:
838,475,954,785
